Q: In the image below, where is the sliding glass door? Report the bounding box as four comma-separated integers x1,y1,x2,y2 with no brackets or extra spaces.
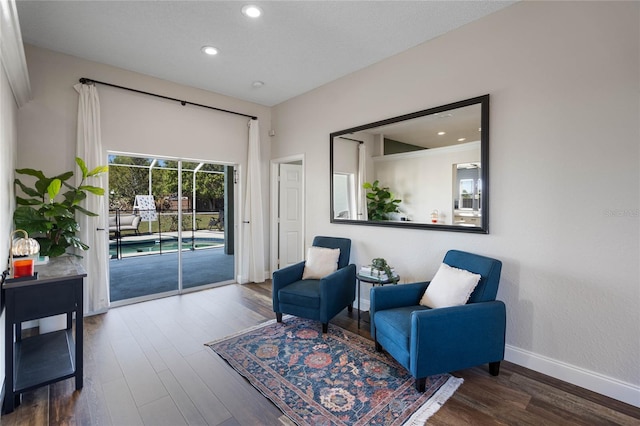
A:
108,153,235,304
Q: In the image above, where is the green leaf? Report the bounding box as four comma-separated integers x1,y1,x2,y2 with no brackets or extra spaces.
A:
75,205,98,217
43,204,74,218
76,157,88,178
79,185,105,196
14,178,42,197
16,196,43,206
87,165,109,177
47,179,62,201
66,234,89,251
35,178,53,196
45,243,68,257
15,168,46,180
53,171,74,182
13,207,51,234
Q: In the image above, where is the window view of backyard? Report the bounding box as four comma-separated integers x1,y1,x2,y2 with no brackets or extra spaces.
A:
108,154,235,303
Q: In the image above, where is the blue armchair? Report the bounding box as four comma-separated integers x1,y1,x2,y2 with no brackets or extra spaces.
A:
370,250,505,391
273,236,356,333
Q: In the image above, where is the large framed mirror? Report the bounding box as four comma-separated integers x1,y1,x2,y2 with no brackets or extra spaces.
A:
330,94,489,233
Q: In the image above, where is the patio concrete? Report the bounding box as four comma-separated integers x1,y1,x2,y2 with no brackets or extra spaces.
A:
109,236,234,302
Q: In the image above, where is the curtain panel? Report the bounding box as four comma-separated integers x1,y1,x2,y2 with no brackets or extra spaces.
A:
75,83,109,314
241,119,266,283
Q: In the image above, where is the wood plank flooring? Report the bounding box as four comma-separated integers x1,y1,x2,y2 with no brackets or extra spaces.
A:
2,282,639,425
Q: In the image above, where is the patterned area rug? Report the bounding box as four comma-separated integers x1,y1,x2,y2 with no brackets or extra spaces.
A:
207,317,462,425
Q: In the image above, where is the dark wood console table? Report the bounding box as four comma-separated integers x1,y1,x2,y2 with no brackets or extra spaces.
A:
2,256,85,413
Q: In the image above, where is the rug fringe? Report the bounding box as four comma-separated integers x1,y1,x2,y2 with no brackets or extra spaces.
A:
402,376,464,425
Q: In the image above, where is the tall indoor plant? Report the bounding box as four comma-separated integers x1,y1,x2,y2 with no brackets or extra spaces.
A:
363,180,402,221
13,157,108,257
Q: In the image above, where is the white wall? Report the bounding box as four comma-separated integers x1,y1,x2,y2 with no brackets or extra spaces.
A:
271,1,639,406
17,45,273,282
0,57,19,404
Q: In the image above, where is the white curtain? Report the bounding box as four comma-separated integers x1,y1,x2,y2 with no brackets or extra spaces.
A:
241,119,266,283
358,143,368,221
74,83,109,314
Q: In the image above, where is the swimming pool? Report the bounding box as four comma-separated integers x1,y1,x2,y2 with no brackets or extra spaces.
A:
110,237,224,257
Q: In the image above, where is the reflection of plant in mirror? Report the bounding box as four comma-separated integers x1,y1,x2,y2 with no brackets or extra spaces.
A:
13,158,108,257
363,180,401,221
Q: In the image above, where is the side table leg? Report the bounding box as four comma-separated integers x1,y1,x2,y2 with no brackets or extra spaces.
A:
357,278,361,328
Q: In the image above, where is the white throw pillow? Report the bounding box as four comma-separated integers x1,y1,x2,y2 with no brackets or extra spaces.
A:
302,246,341,280
419,263,481,308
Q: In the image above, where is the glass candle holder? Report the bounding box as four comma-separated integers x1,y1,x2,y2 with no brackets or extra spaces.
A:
13,258,35,278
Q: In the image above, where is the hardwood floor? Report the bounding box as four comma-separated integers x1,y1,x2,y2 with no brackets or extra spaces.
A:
2,282,639,425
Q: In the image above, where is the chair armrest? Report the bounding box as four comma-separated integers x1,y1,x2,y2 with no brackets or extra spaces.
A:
409,301,506,377
320,264,356,303
370,282,429,338
370,282,429,312
273,261,305,290
272,261,306,310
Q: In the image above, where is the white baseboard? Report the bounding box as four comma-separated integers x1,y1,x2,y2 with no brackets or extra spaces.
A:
358,298,370,312
237,270,270,285
505,345,640,408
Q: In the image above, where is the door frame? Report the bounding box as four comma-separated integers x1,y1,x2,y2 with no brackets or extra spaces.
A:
270,154,305,274
106,151,238,307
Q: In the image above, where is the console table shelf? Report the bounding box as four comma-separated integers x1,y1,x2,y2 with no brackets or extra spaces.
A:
2,256,85,414
14,329,76,392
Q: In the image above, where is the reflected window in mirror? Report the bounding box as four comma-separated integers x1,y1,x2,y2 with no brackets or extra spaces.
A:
330,94,489,233
453,163,482,227
333,173,356,220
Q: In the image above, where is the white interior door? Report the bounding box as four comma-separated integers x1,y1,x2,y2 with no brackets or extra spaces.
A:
278,163,303,268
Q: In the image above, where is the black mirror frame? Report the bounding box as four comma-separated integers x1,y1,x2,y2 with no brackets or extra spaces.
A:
330,94,490,233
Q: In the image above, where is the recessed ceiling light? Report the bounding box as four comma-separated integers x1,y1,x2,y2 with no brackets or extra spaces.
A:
458,138,466,142
242,5,262,18
437,131,446,136
201,46,218,55
252,80,265,88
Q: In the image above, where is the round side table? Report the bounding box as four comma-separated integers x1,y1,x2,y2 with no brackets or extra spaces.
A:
356,273,399,328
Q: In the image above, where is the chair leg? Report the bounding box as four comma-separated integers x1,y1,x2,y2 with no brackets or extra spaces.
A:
415,378,426,392
276,312,282,323
322,323,328,333
347,303,353,313
489,361,501,376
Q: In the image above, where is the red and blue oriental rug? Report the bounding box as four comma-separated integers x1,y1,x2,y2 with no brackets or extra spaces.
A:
207,316,462,425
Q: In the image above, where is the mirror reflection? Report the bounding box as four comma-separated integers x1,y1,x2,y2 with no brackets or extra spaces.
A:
330,95,489,233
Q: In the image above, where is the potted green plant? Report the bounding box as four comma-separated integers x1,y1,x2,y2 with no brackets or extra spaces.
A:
363,180,402,221
370,257,399,284
13,157,108,257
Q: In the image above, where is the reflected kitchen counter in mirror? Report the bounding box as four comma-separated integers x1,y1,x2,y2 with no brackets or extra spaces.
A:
330,95,489,233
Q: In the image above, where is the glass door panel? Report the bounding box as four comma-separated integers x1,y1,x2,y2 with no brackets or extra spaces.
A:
180,162,234,290
108,154,179,302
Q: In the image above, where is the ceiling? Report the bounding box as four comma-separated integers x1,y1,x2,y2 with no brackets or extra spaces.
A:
15,1,515,107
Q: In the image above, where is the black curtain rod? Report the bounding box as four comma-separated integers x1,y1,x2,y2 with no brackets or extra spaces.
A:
79,77,257,120
337,136,363,144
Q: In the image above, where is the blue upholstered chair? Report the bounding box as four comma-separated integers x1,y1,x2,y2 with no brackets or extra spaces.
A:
272,236,356,333
370,250,505,391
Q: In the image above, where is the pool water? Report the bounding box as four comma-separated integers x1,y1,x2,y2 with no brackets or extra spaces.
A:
110,237,224,257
